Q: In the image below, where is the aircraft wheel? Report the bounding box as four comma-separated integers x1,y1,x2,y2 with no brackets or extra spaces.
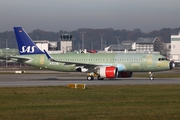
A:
97,75,104,80
150,77,154,81
87,76,94,81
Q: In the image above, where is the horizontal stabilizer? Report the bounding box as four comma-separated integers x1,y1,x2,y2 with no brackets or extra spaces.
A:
11,56,31,63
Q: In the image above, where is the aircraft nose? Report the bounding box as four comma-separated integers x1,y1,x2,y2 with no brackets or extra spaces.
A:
169,61,175,69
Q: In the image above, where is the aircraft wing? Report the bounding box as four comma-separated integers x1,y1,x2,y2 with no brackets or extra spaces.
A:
43,50,99,69
51,59,97,67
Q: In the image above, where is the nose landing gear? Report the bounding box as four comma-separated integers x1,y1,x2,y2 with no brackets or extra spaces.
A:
149,72,154,80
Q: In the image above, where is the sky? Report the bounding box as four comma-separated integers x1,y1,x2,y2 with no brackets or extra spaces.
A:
0,0,180,33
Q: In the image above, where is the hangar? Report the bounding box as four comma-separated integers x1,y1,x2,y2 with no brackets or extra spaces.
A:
171,32,180,62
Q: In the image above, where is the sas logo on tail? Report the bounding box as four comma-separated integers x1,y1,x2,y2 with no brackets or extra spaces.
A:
20,46,36,53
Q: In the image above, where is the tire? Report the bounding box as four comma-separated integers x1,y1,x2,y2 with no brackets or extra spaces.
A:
150,77,154,81
97,75,104,80
87,76,94,81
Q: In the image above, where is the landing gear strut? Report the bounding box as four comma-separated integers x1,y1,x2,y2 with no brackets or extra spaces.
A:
87,73,94,81
87,73,104,81
149,72,154,80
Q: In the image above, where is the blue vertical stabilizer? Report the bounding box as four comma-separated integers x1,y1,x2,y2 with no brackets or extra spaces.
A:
14,27,44,55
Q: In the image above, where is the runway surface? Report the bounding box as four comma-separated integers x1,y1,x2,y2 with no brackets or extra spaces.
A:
0,73,180,87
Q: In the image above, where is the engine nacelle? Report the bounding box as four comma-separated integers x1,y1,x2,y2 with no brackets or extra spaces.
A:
76,67,88,72
98,66,118,78
117,72,133,78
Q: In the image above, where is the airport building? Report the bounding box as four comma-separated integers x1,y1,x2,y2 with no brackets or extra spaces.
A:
135,37,166,53
60,34,73,53
104,41,134,52
34,40,49,51
103,37,168,55
32,34,73,53
170,32,180,62
33,40,62,53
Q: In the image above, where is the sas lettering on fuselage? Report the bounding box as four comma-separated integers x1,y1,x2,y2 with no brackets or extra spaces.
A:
20,46,36,53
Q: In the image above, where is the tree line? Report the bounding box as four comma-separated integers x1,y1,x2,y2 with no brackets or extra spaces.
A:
0,27,180,50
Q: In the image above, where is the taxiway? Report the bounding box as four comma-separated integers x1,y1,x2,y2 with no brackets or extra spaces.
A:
0,73,179,87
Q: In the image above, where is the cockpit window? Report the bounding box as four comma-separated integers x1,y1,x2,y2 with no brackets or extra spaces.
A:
158,58,168,61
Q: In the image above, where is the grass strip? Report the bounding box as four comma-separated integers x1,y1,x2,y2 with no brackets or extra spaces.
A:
0,85,180,120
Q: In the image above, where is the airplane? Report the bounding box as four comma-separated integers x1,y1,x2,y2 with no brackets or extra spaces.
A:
12,27,175,81
0,48,19,60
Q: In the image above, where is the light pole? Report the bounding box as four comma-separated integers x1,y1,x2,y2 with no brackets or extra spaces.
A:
80,32,85,50
6,39,8,68
36,36,38,40
78,40,80,50
99,34,104,50
116,36,120,46
91,40,94,50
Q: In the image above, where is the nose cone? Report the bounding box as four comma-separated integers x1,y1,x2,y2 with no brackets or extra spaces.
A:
169,61,175,69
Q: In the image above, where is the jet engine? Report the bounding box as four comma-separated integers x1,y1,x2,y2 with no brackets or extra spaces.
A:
98,66,118,78
117,72,133,78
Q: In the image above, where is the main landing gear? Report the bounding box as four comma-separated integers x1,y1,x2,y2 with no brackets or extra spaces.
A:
149,72,154,80
87,73,94,81
87,76,94,81
87,73,104,81
97,75,104,80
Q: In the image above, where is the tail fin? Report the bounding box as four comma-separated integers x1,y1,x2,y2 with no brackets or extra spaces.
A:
13,27,44,55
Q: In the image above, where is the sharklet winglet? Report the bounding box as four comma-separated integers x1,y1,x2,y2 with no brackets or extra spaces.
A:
43,50,55,62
